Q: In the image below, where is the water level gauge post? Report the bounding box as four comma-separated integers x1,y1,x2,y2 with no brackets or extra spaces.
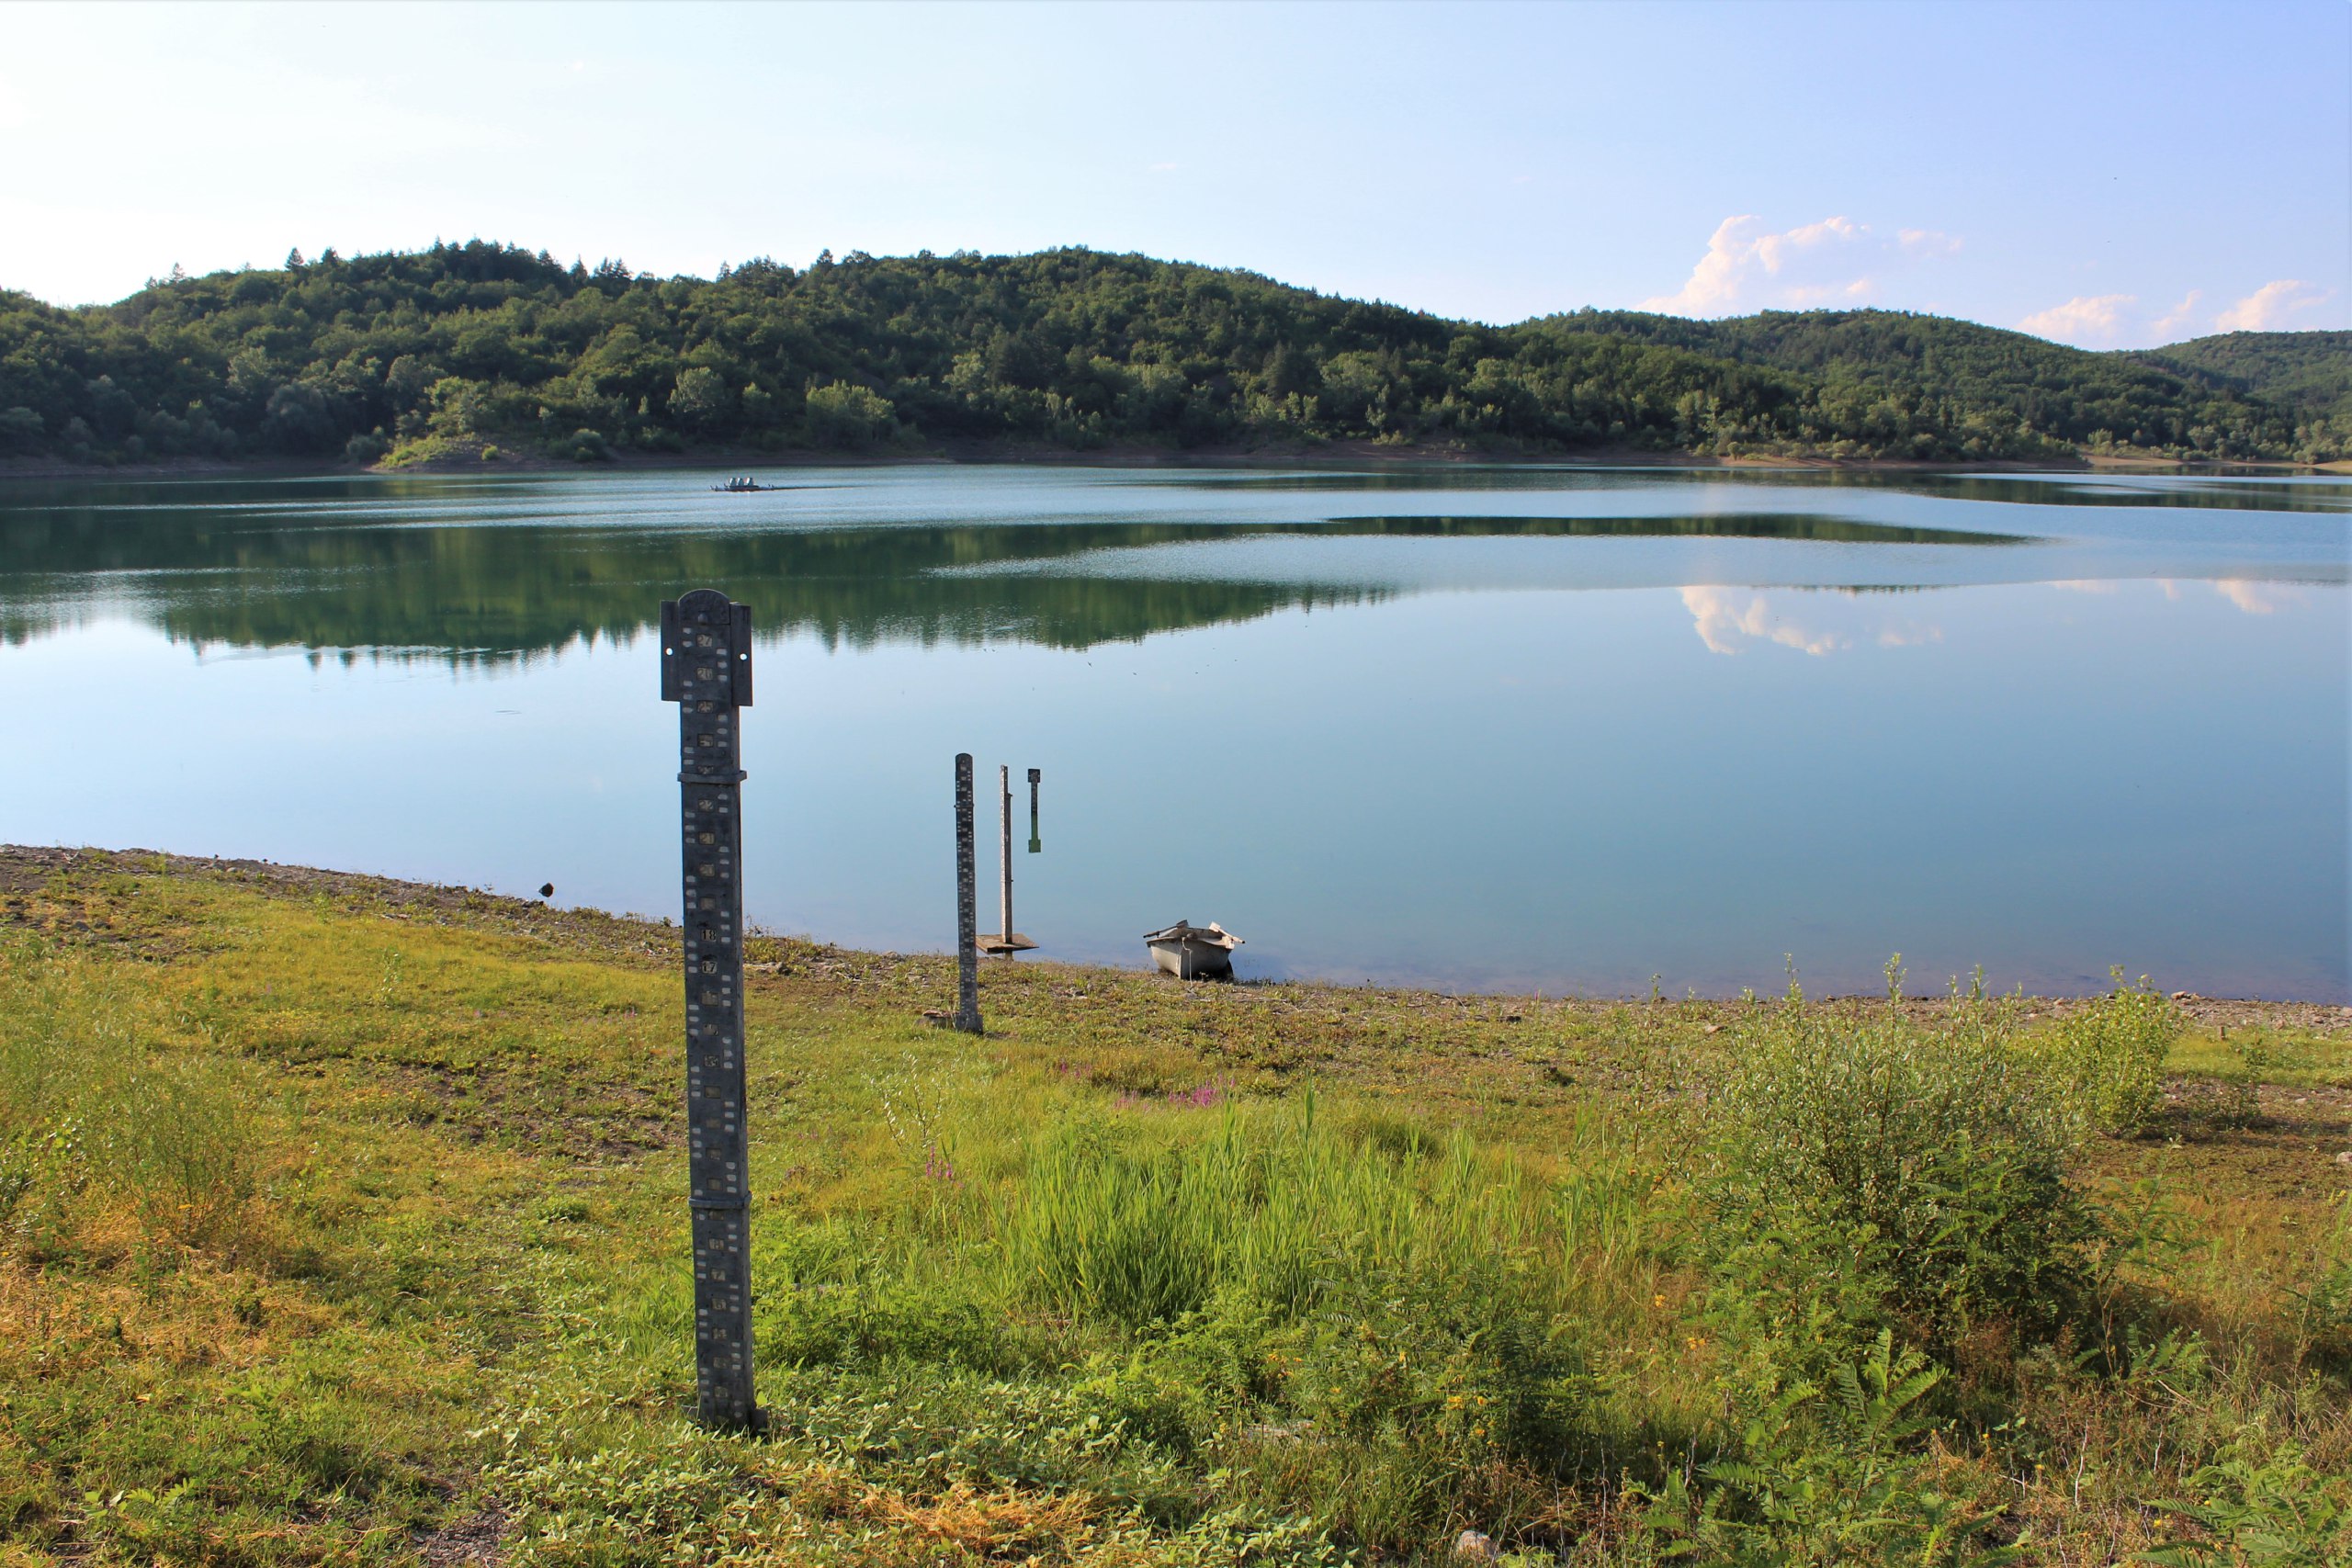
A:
953,753,982,1032
659,588,763,1434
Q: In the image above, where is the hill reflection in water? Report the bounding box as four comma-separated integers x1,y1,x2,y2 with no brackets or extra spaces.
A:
0,508,2032,662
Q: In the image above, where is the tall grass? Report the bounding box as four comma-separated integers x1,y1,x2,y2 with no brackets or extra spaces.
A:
1002,1097,1538,1328
810,1097,1596,1551
0,932,258,1257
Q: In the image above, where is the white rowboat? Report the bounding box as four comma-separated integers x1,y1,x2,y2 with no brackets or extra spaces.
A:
1143,920,1243,980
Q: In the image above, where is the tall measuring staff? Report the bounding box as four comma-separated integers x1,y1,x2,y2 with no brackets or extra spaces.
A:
659,588,762,1432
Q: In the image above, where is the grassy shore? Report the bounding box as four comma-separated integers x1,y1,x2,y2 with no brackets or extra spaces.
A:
2,847,2347,1567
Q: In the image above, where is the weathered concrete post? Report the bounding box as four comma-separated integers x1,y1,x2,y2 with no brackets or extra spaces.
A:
659,588,761,1432
1027,766,1042,854
954,753,982,1032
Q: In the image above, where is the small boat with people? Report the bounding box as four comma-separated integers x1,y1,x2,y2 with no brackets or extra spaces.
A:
711,475,785,492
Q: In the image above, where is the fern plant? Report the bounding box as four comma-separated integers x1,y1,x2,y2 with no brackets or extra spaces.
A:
1635,1331,2022,1566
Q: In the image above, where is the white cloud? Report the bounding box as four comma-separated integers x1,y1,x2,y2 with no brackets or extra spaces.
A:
1897,228,1962,259
2025,283,2335,346
1640,215,1958,316
2151,291,2201,337
2018,294,2135,344
2215,279,2330,333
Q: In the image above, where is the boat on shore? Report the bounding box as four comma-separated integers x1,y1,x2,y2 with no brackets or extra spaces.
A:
1144,919,1243,979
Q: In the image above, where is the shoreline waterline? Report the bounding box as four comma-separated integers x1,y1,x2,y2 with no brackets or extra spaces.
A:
6,443,2350,485
13,845,2350,1021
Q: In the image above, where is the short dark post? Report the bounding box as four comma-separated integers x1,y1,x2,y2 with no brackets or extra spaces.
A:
954,753,982,1032
659,588,761,1432
1027,767,1042,854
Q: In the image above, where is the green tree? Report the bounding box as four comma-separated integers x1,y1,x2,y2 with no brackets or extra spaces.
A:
668,366,737,433
804,380,894,449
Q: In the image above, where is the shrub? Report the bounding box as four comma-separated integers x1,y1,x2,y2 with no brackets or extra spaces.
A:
2021,971,2179,1134
1702,987,2100,1358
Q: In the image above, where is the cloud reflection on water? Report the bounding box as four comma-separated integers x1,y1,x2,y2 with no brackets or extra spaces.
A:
2056,578,2306,616
1679,585,1944,657
2211,579,2297,615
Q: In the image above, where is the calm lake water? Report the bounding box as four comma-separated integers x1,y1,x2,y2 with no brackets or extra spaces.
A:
2,464,2346,999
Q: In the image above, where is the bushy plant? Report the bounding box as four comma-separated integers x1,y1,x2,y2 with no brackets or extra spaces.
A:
1702,987,2100,1358
2021,971,2180,1135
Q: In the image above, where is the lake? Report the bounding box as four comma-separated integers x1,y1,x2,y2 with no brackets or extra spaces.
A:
1,463,2345,1000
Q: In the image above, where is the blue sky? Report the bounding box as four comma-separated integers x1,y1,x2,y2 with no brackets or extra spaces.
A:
2,0,2342,346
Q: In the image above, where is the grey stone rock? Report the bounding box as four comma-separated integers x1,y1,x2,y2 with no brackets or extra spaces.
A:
1454,1530,1500,1563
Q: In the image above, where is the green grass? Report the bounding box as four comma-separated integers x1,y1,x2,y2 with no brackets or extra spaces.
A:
1,848,2348,1566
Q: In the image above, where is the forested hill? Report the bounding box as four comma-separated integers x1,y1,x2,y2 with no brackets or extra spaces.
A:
0,241,2342,468
2132,330,2352,425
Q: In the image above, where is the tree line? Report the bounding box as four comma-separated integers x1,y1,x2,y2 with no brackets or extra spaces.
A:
0,240,2339,468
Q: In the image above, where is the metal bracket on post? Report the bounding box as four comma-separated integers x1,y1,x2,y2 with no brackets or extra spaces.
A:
660,588,762,1433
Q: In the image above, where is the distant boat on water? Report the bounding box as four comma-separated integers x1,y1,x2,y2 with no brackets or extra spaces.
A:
711,476,784,492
